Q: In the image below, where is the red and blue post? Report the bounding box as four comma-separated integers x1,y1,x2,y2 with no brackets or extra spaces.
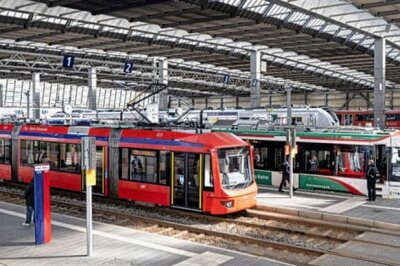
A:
34,164,52,245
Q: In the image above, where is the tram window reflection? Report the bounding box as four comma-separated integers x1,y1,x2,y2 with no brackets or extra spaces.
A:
255,147,268,169
159,151,170,185
204,154,213,188
120,148,129,180
59,143,81,173
303,147,333,175
0,138,11,165
129,150,157,183
337,146,366,178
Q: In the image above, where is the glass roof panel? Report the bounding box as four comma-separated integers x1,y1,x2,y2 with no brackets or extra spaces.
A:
243,0,269,13
216,0,243,5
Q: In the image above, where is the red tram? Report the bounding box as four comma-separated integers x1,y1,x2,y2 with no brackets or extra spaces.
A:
1,124,257,215
336,110,400,128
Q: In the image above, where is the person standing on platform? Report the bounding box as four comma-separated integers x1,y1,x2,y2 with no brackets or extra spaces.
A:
279,161,290,192
23,178,34,226
366,159,379,201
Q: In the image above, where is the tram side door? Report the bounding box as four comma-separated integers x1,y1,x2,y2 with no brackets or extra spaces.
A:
172,152,202,210
82,146,105,195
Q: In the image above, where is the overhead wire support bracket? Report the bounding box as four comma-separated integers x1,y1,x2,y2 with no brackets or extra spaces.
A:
126,83,168,125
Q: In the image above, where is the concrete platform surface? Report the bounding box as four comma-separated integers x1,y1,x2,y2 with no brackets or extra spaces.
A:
257,186,400,226
309,231,400,266
0,202,290,266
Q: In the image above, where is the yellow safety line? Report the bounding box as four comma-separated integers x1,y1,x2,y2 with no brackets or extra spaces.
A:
171,152,174,205
199,154,203,210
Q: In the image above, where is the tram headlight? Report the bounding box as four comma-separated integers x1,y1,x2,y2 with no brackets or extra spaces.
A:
221,200,234,208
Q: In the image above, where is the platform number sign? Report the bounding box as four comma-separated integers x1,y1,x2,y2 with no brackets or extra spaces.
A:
123,61,133,73
223,74,230,85
63,55,75,69
251,78,258,87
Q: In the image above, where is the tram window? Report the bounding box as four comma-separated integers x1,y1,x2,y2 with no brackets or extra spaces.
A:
120,148,129,180
386,114,398,121
188,154,200,187
304,149,333,175
204,154,213,188
0,139,4,163
336,114,342,123
0,139,11,164
21,140,39,166
159,151,170,185
274,148,283,170
175,153,185,186
4,139,11,164
255,147,268,169
129,150,157,183
38,142,60,170
390,148,400,182
344,114,353,125
337,146,366,178
59,143,81,173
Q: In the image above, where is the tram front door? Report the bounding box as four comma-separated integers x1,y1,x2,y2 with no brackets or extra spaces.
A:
172,153,201,210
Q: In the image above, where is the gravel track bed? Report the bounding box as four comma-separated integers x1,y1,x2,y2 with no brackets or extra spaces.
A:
234,216,359,240
49,194,344,253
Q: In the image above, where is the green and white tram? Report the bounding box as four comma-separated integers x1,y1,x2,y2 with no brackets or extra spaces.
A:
215,128,400,198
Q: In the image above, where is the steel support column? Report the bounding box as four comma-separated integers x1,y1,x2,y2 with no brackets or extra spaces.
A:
286,84,292,126
32,73,40,120
324,93,328,107
390,90,394,109
374,38,386,129
157,58,168,110
250,50,261,108
0,84,3,108
88,67,97,111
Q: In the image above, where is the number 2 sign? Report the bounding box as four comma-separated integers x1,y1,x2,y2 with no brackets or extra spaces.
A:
123,61,133,73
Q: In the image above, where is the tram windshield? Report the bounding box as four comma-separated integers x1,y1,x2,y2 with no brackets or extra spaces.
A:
218,147,252,189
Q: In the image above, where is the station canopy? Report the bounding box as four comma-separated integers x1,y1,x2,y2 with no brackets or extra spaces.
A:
0,0,399,97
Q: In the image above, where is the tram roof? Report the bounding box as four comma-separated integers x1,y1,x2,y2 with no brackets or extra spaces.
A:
214,128,398,142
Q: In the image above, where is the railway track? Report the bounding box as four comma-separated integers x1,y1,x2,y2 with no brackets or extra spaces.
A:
0,183,371,265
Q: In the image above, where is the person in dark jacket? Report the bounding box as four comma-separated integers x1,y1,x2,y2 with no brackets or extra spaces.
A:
366,160,379,201
279,161,290,192
23,179,34,226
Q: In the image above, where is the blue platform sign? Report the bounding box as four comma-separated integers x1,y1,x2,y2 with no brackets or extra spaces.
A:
223,74,230,84
123,61,133,73
63,55,75,68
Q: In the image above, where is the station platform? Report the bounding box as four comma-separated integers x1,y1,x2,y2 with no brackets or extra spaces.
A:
257,186,400,227
0,202,289,266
